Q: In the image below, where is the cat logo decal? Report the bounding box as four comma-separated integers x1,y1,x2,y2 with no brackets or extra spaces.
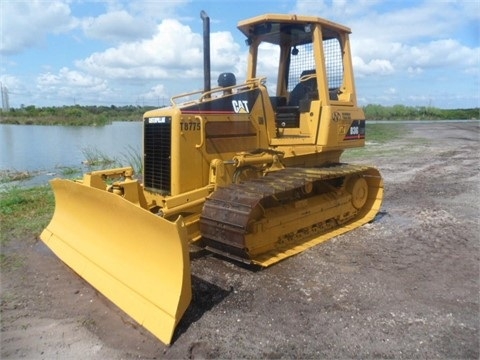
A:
232,100,250,113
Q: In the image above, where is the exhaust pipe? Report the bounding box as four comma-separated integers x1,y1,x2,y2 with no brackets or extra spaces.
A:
200,10,211,96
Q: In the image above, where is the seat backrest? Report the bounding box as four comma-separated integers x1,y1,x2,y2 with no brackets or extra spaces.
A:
287,70,317,107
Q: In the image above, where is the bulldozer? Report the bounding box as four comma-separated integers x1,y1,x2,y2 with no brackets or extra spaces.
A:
40,12,383,345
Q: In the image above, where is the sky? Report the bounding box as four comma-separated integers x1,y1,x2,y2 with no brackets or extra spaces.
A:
1,0,479,109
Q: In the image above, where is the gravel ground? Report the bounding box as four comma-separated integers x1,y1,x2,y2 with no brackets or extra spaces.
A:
1,121,479,359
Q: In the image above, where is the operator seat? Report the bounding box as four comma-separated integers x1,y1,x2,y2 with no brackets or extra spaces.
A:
276,69,317,129
287,69,317,107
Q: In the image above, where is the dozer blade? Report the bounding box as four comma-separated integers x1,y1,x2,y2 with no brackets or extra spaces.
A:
40,178,191,345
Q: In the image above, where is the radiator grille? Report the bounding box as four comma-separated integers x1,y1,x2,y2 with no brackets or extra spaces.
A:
143,117,171,194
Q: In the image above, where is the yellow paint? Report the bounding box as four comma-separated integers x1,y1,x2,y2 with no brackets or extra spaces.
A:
40,179,191,345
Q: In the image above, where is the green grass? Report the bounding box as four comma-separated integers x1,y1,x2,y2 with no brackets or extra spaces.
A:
81,146,118,167
0,185,54,245
0,170,34,183
366,123,408,143
342,123,411,160
0,252,25,271
57,166,82,178
80,145,142,175
120,145,143,174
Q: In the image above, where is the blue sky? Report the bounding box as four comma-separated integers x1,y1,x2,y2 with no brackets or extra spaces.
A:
1,0,479,109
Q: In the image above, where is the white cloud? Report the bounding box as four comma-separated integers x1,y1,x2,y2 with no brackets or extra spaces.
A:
295,0,479,80
353,57,395,77
256,43,280,89
331,0,477,43
35,68,110,103
76,19,201,79
145,84,167,97
407,67,423,75
0,0,76,55
38,68,106,88
385,87,396,95
351,34,479,80
1,0,478,108
76,19,241,81
0,74,22,93
391,39,478,75
82,10,154,43
210,31,242,70
79,0,193,44
139,84,169,105
30,16,243,105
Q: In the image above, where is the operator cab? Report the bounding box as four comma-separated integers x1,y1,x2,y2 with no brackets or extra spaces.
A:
237,14,354,134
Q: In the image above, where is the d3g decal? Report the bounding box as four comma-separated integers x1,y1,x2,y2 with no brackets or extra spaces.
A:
232,100,250,113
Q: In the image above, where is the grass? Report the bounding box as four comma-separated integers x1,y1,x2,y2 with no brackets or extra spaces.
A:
57,166,81,178
120,145,143,174
0,170,34,183
366,123,408,144
0,253,25,271
343,123,409,160
0,185,54,246
0,185,54,271
81,146,117,167
79,145,143,175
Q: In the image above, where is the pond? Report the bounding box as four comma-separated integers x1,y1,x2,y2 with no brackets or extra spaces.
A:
1,119,476,187
0,122,142,186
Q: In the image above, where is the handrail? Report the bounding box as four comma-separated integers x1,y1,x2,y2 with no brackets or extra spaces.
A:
195,115,206,148
199,77,267,101
171,77,268,107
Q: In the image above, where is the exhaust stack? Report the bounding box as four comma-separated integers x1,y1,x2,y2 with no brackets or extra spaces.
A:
200,10,211,96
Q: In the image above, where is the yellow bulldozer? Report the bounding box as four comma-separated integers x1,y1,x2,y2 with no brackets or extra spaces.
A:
41,12,383,345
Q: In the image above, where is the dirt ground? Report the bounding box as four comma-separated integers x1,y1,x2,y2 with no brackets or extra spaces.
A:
1,121,479,359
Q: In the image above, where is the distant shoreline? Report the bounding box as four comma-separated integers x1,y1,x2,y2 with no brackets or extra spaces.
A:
0,104,478,126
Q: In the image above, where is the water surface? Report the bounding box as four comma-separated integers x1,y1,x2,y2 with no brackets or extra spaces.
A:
1,121,142,185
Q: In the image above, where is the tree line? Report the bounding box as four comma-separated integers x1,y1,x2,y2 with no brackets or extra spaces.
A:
0,105,157,126
0,104,478,125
